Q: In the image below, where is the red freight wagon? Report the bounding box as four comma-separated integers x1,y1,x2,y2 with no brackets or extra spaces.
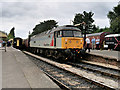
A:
86,32,110,49
23,38,29,48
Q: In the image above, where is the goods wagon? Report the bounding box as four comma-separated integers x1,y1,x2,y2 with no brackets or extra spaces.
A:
86,32,110,49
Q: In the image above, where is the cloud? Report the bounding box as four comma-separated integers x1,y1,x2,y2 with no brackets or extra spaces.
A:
0,1,118,38
0,0,119,2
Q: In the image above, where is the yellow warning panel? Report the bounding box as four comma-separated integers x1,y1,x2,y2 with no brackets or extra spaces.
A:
62,37,84,49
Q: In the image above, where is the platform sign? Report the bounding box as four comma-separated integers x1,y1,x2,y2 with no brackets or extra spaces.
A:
104,45,108,48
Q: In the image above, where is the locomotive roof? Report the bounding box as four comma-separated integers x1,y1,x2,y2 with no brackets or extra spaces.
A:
105,34,120,37
51,25,81,32
31,25,81,39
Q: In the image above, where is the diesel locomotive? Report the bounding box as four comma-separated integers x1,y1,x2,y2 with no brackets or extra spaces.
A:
23,25,85,60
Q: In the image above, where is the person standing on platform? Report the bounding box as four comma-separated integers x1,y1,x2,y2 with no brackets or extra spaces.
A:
96,37,100,49
2,41,6,47
91,37,96,50
85,36,90,52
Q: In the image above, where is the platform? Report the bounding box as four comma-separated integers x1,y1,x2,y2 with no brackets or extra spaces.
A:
88,49,120,61
2,47,59,89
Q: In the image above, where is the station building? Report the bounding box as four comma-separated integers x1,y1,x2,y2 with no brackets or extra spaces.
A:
0,31,7,41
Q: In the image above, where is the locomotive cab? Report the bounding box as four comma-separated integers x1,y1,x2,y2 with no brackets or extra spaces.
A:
54,30,84,49
53,28,85,60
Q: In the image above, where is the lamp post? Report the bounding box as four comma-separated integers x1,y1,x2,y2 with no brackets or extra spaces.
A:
74,22,86,48
82,22,86,48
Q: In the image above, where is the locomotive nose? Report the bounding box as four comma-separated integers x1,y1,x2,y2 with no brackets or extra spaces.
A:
62,37,84,49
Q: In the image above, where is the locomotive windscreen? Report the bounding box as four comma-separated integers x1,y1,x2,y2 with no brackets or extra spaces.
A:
62,30,82,37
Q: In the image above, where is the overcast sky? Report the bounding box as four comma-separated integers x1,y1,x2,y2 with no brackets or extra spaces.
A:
0,0,119,39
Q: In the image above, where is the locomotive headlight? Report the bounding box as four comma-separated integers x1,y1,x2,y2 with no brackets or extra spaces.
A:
65,39,67,41
81,40,82,42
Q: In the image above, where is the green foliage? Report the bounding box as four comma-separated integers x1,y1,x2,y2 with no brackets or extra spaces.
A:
110,16,120,33
91,25,99,33
31,20,58,36
7,27,15,39
73,11,94,34
92,26,110,33
107,4,120,33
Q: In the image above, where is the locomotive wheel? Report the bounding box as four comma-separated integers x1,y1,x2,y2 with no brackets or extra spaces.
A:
54,51,60,59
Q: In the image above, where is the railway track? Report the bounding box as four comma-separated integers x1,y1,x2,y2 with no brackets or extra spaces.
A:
23,51,119,89
67,61,120,79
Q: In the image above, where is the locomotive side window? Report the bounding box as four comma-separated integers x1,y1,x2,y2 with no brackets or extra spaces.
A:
55,31,62,38
57,31,62,38
57,31,60,37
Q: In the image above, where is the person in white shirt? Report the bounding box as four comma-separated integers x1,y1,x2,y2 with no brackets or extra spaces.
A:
85,36,90,52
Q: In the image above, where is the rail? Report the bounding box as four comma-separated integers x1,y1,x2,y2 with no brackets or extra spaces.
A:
23,51,119,89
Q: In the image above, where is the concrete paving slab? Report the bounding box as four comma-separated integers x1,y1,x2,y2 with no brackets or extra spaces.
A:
0,49,2,90
88,50,120,61
2,47,59,89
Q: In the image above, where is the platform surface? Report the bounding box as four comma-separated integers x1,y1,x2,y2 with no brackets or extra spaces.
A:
2,47,59,89
87,49,120,61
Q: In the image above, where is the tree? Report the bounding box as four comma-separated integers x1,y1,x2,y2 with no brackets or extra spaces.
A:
7,27,15,39
92,26,110,33
91,25,99,33
31,20,58,36
107,4,120,33
73,11,94,34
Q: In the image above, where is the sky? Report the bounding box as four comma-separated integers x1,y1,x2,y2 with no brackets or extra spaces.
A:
0,0,119,39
